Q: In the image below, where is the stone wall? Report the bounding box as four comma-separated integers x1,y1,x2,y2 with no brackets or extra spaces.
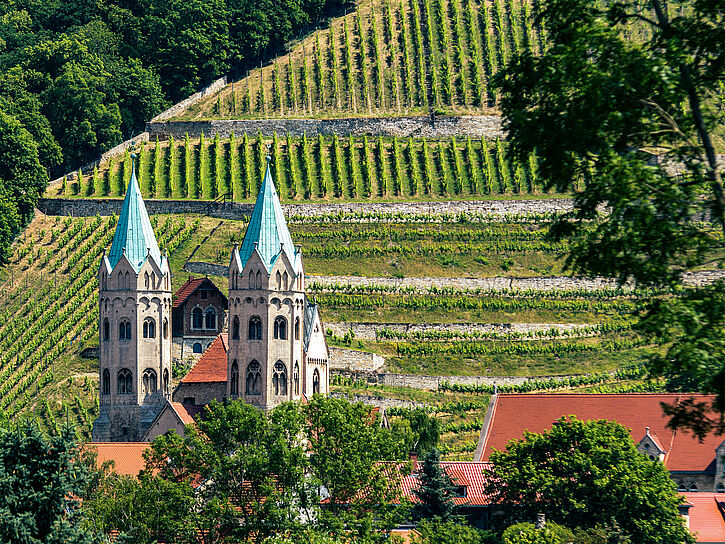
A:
378,372,586,390
172,337,216,365
151,77,228,122
147,115,503,140
37,197,574,221
185,262,228,277
329,347,385,372
329,392,425,409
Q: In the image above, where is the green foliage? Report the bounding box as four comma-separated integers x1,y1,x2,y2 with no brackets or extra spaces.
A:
413,519,494,544
487,417,694,544
412,448,458,522
502,522,575,544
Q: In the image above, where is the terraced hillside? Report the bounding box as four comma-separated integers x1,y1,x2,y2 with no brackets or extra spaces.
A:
54,135,561,202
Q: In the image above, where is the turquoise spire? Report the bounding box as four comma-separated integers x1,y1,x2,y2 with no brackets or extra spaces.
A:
238,155,295,270
107,153,162,272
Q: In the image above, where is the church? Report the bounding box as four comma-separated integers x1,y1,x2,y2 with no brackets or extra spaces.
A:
92,154,329,442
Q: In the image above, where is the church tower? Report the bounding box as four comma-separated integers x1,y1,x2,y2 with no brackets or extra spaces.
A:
92,154,173,441
227,157,310,410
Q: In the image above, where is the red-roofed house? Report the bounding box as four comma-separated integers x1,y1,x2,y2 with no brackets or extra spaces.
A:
474,394,725,493
172,277,227,359
172,333,229,407
91,442,151,477
142,400,206,441
682,493,725,543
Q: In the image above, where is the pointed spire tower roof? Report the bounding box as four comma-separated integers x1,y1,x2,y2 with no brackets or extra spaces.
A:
107,152,162,272
238,155,295,270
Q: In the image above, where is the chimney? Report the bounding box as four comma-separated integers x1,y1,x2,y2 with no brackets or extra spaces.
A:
646,426,650,436
535,513,545,529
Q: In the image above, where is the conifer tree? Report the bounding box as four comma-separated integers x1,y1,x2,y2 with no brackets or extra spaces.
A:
412,448,458,522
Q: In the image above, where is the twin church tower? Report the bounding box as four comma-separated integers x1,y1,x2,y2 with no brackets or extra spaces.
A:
92,154,329,442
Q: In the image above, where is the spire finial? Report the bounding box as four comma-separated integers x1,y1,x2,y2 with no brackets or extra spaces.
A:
266,143,272,163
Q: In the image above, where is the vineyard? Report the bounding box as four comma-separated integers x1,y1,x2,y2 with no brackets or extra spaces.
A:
180,0,546,119
55,134,560,202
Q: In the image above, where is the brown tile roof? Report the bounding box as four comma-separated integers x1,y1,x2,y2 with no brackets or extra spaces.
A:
180,333,228,384
171,402,199,425
682,493,725,543
90,442,150,477
400,462,493,506
476,394,723,473
172,277,206,309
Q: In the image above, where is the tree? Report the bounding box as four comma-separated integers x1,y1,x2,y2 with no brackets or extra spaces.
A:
412,448,458,522
0,421,98,544
486,417,693,544
413,518,493,544
495,0,725,430
502,522,575,544
394,407,441,455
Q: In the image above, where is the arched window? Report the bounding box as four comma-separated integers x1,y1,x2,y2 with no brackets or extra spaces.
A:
144,271,149,289
163,318,168,339
276,271,281,290
142,369,157,394
273,361,287,396
193,342,203,354
689,483,699,492
232,316,240,339
246,360,262,395
677,482,686,492
274,317,287,340
119,320,131,340
295,318,300,341
205,308,216,330
313,368,320,395
718,483,725,493
143,318,156,339
163,369,169,395
102,369,110,395
118,369,133,394
192,307,203,329
283,272,288,290
256,271,261,289
103,319,110,341
293,362,299,396
248,316,262,340
124,271,130,289
230,360,239,396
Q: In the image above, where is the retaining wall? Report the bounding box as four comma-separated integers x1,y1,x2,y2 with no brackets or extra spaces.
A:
147,115,503,140
151,77,228,122
329,347,385,372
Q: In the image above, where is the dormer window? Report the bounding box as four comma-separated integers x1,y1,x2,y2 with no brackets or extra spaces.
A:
453,485,467,498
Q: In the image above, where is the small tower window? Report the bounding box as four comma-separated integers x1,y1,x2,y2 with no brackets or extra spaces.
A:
142,369,157,394
163,318,168,339
274,317,287,340
143,318,156,339
246,360,262,395
232,316,240,339
295,318,300,341
718,483,725,493
283,272,288,290
102,369,110,395
313,368,320,395
249,271,254,289
689,483,699,492
677,482,686,492
193,342,203,354
230,360,239,396
273,361,287,396
248,316,262,340
205,308,216,330
192,307,203,329
103,319,110,341
118,369,133,394
293,362,299,396
163,368,169,395
256,271,261,289
119,320,131,341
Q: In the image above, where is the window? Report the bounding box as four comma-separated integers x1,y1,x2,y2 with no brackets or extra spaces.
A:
163,318,168,339
163,369,169,394
103,319,110,341
273,361,287,395
453,485,467,498
249,271,254,289
293,362,299,396
246,361,262,395
102,369,110,395
205,308,216,330
274,317,287,340
193,342,203,354
231,360,239,396
183,397,196,405
118,369,133,394
248,316,262,340
256,271,261,289
201,290,208,299
313,368,320,395
143,318,156,339
119,320,131,340
142,369,157,394
232,316,240,339
677,482,687,492
192,307,203,329
718,483,725,494
689,483,699,492
276,271,281,290
295,318,300,341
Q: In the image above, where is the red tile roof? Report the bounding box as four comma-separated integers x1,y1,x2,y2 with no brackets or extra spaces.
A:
180,334,228,384
90,442,150,477
400,462,493,506
476,394,723,473
171,402,199,425
172,277,207,309
683,493,725,543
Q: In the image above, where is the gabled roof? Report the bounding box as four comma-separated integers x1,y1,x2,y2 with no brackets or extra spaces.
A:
400,462,493,506
180,333,228,384
237,159,296,271
683,493,725,543
170,402,200,425
91,442,150,477
107,158,161,272
173,277,227,309
303,302,318,352
475,394,720,473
